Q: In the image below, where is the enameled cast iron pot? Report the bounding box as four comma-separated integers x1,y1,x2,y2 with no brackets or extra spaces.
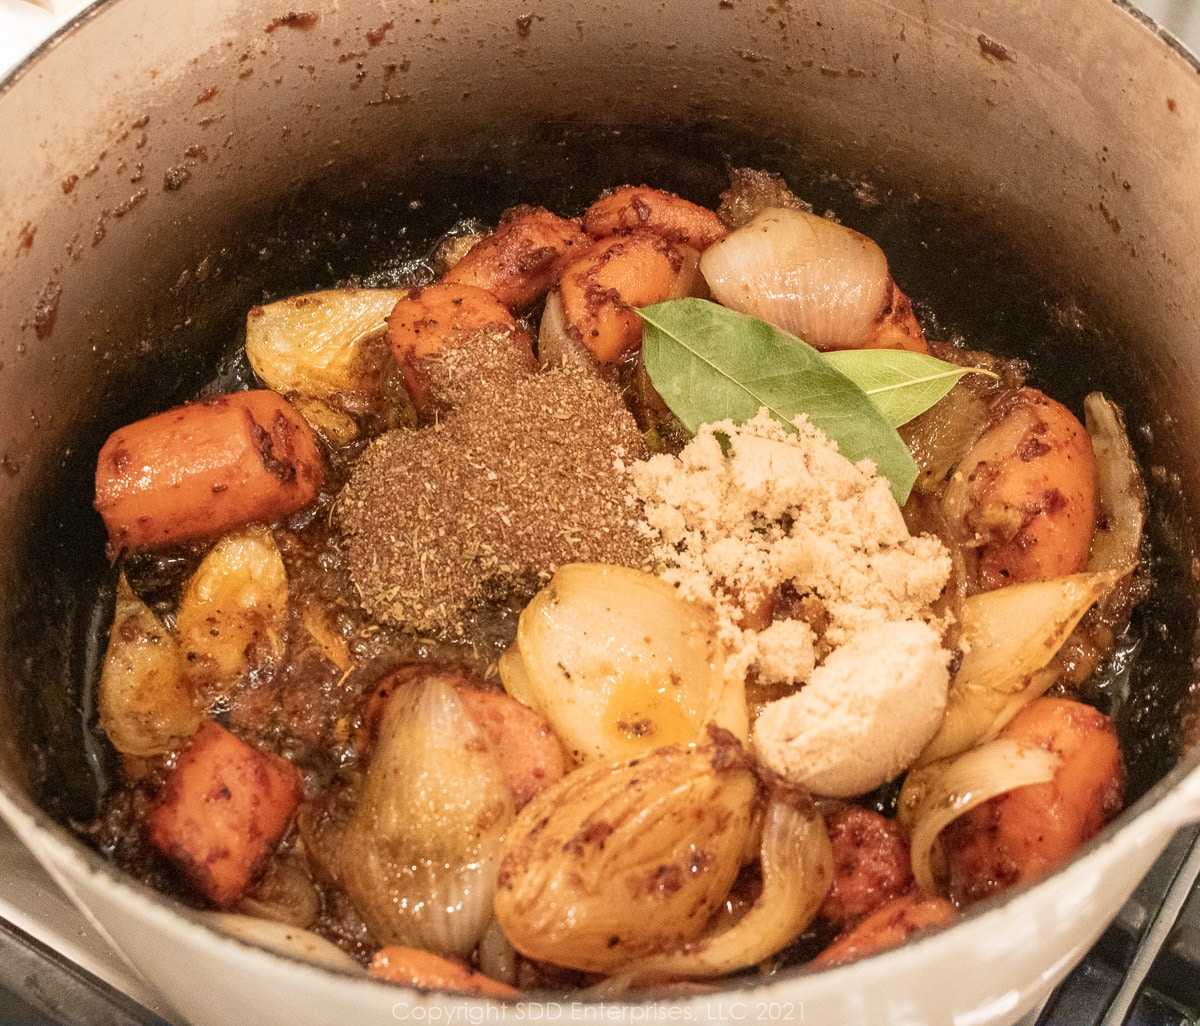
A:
2,2,1200,1023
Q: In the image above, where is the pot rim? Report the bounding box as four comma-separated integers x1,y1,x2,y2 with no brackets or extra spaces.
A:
2,0,1200,1007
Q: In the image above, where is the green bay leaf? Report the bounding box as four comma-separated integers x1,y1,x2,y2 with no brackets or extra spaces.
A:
821,349,995,428
638,298,919,504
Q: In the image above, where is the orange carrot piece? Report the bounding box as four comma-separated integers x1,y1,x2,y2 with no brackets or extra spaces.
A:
558,232,688,365
456,688,570,809
812,892,956,968
369,946,518,997
145,720,303,907
443,206,588,311
95,390,324,552
583,186,726,251
386,282,531,415
941,698,1124,905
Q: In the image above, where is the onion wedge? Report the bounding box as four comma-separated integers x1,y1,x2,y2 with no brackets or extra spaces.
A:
917,568,1125,765
898,739,1061,896
611,787,833,984
1085,392,1146,574
499,564,747,763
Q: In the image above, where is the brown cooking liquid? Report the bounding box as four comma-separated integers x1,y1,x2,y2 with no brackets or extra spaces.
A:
66,146,1198,971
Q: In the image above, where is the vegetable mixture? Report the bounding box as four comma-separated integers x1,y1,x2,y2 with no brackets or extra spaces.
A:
85,170,1146,994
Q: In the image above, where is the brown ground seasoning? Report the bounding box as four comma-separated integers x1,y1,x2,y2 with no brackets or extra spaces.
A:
337,329,651,635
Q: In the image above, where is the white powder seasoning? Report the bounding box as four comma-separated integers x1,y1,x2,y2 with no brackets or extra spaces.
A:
631,410,955,795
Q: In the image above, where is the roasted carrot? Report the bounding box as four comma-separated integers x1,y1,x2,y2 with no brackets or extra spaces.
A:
95,390,324,552
386,282,533,416
442,206,588,311
812,892,956,968
557,232,694,365
369,946,518,997
456,687,570,809
145,720,303,907
819,806,914,927
941,697,1124,905
583,186,727,251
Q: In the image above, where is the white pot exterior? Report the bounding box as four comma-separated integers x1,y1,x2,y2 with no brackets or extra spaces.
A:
2,1,1200,1024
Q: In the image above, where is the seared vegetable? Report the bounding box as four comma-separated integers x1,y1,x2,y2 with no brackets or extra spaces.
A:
917,568,1126,765
94,391,324,552
201,912,363,974
455,688,570,810
175,527,289,697
583,186,726,251
442,206,588,312
812,892,956,967
614,784,833,983
386,281,533,416
245,288,405,400
942,388,1098,589
939,698,1125,905
98,575,200,756
145,720,303,907
340,673,514,958
494,728,757,973
499,563,747,764
369,947,518,997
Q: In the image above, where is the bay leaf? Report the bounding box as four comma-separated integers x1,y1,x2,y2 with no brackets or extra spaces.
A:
821,349,996,428
638,299,919,503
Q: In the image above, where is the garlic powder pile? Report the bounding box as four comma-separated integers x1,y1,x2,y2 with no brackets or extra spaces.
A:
631,409,952,689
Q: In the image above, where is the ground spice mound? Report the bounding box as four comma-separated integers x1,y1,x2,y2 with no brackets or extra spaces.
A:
631,410,952,687
338,345,650,634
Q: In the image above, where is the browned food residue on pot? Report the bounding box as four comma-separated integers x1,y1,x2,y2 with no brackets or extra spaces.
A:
61,174,79,195
17,223,35,252
977,34,1014,62
516,15,535,39
164,167,192,192
195,87,219,106
1168,97,1178,112
32,281,63,339
366,21,394,47
266,12,319,33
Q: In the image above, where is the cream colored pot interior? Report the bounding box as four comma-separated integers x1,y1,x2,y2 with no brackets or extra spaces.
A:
2,2,1200,1025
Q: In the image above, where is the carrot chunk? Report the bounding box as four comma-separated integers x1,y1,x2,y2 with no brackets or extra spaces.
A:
145,720,303,907
819,806,914,927
583,186,726,251
443,206,588,311
386,282,533,416
369,946,518,997
95,390,324,552
812,892,956,968
456,688,570,809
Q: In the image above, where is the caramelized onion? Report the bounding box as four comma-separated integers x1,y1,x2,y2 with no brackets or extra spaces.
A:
1085,392,1146,574
916,569,1125,765
898,739,1061,896
613,787,833,983
699,208,890,351
494,731,757,973
98,576,200,756
339,675,514,958
499,563,747,764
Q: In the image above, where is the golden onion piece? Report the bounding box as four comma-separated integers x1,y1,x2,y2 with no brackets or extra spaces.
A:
340,674,514,958
499,563,747,764
98,575,200,756
699,207,890,351
898,739,1061,896
612,785,833,984
245,288,405,400
494,728,758,973
916,568,1125,766
175,527,289,697
1085,392,1146,574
